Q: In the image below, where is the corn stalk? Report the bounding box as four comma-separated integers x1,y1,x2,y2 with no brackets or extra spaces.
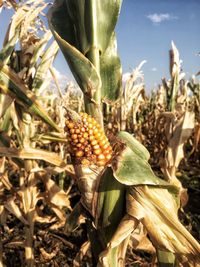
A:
160,42,195,191
120,61,146,131
0,2,72,266
48,2,200,267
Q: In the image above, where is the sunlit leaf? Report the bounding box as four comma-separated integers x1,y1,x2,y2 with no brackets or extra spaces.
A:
127,186,200,263
48,0,122,101
166,111,195,168
100,32,122,100
112,131,178,189
0,94,13,119
5,197,28,225
0,30,19,64
41,174,71,208
32,41,59,94
0,146,65,166
0,63,61,132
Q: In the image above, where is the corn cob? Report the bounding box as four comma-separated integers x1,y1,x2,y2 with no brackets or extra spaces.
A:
65,112,112,166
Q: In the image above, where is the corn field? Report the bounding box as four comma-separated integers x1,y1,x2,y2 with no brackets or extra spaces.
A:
0,1,200,267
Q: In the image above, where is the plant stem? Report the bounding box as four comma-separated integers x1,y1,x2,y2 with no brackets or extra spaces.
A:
169,74,179,112
59,171,65,190
85,0,103,127
157,250,176,267
0,232,3,267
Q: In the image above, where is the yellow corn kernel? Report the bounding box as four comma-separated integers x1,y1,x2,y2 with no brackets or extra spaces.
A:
70,128,75,134
83,132,88,138
94,149,101,155
67,122,74,129
76,150,84,157
105,154,112,160
97,161,106,166
65,112,112,166
91,140,98,146
79,137,85,143
93,144,100,150
71,134,78,140
98,154,105,160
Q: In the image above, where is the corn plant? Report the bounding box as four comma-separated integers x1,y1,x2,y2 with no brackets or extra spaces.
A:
119,60,146,132
0,1,74,266
188,76,200,156
48,1,200,266
159,42,195,196
0,1,199,266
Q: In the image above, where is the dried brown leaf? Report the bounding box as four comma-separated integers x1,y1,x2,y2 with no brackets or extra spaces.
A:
98,214,138,267
170,41,180,78
129,223,155,254
4,197,28,225
0,205,8,225
41,174,71,208
0,94,13,118
74,164,104,216
1,172,12,190
73,241,90,267
0,146,65,166
127,186,200,260
189,122,200,155
167,111,195,168
0,157,5,173
50,205,66,222
39,246,59,261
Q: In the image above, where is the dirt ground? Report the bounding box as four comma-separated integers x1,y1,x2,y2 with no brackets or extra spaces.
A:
1,159,199,267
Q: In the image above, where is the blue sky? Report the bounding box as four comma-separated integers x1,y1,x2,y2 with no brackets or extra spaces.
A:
0,0,200,92
115,0,200,90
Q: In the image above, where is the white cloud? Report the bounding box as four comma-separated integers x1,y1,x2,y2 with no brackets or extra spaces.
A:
46,68,72,93
147,13,178,24
151,67,157,72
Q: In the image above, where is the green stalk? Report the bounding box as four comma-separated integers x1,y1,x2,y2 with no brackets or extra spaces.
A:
48,1,126,265
84,0,103,128
0,106,11,132
157,250,176,267
80,2,126,265
58,171,65,190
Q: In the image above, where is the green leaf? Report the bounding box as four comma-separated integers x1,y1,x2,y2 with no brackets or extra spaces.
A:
48,1,100,96
49,29,100,98
157,250,176,267
96,167,126,239
0,93,13,119
65,0,89,54
0,63,61,132
112,131,178,189
49,0,122,55
0,106,11,132
0,130,24,168
0,30,19,64
48,0,122,101
94,167,126,266
100,32,122,100
117,131,150,161
94,0,122,53
29,31,52,70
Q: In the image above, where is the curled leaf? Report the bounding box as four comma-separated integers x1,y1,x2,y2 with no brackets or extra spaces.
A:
112,131,178,189
127,186,200,262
